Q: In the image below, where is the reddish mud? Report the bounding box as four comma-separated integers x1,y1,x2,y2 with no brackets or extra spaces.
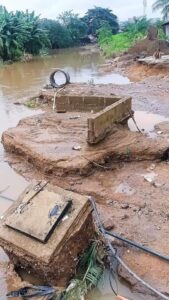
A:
2,58,169,299
3,112,169,299
2,111,169,178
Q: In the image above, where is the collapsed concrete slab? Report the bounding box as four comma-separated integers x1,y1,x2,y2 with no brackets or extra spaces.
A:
2,112,169,177
0,183,94,286
88,97,131,144
54,94,131,144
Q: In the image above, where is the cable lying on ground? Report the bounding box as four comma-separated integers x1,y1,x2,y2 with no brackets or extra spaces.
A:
90,197,169,300
105,230,169,263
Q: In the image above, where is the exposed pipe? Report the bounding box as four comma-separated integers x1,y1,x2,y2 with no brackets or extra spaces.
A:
105,230,169,263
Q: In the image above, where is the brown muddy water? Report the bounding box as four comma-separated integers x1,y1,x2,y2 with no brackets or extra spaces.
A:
128,111,169,137
0,47,163,300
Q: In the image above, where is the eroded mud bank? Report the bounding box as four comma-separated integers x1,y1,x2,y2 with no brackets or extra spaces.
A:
2,111,169,298
2,112,169,177
2,60,169,299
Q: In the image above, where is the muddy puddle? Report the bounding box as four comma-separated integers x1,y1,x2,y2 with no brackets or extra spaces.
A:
87,271,146,300
128,110,169,136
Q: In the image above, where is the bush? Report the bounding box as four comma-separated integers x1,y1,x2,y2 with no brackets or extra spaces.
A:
97,16,166,57
0,6,49,61
98,31,145,56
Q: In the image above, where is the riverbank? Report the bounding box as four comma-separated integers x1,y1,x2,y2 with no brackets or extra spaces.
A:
3,81,169,299
1,46,169,299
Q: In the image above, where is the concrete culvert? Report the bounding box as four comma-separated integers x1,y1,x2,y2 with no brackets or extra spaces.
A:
50,69,70,88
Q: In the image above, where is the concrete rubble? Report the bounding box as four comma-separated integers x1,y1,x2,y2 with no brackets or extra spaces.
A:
0,183,94,286
2,111,169,177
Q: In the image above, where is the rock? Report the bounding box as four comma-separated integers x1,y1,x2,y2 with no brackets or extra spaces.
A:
121,204,129,209
103,218,115,230
147,164,156,171
143,172,157,184
72,145,81,151
121,214,129,220
152,181,163,188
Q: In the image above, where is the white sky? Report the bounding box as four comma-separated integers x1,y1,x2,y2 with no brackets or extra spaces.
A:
0,0,160,21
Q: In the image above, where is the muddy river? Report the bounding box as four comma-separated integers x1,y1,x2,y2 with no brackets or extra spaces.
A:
0,46,164,300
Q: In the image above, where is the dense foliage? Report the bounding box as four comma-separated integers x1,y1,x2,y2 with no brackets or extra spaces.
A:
98,16,166,57
83,7,119,35
153,0,169,20
0,6,119,62
98,30,145,57
40,19,72,49
59,11,88,45
0,6,49,61
121,17,152,34
40,11,88,49
0,2,166,63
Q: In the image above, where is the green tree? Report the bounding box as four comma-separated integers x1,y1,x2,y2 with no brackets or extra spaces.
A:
0,6,50,61
40,19,72,48
0,6,26,60
83,7,119,35
97,21,112,43
122,17,152,34
22,11,50,55
59,11,88,44
153,0,169,20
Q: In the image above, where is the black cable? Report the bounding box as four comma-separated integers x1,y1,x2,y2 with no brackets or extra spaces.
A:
90,197,169,300
105,230,169,263
109,268,118,296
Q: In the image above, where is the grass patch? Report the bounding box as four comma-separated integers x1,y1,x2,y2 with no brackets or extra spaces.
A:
25,98,39,109
98,32,145,57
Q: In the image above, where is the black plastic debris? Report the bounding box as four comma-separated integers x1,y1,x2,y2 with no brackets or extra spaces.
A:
6,285,56,298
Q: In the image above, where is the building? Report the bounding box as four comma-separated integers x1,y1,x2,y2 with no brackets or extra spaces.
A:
162,21,169,38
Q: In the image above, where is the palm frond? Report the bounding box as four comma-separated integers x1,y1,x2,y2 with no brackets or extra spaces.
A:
59,241,105,300
85,265,103,288
152,0,169,19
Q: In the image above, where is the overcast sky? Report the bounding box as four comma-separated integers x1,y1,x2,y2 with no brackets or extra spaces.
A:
0,0,160,21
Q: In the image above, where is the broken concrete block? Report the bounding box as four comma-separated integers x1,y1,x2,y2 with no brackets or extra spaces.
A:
87,97,132,144
0,183,95,287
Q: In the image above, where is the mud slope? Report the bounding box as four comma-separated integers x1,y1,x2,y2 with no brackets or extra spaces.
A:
2,112,169,177
72,161,169,297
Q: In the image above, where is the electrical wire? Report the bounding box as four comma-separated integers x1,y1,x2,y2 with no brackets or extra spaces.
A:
109,267,118,296
105,230,169,263
90,197,169,300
